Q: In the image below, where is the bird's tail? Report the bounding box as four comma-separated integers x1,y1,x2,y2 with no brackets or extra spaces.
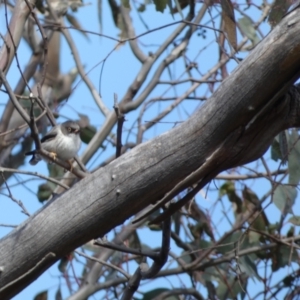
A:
25,151,40,165
25,151,35,156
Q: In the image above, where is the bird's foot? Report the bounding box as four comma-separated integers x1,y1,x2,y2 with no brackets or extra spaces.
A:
49,152,57,161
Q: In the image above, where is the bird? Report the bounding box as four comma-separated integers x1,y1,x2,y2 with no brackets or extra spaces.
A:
25,121,81,166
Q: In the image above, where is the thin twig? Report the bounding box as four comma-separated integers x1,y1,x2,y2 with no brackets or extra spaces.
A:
0,223,17,228
36,84,56,126
23,0,48,87
0,167,70,190
1,173,31,216
60,19,110,116
94,239,158,260
75,250,130,279
0,253,56,293
0,69,30,125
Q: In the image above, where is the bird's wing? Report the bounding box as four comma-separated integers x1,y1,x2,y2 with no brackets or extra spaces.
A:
41,126,59,143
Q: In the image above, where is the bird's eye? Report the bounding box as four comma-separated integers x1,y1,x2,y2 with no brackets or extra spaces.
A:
67,127,72,132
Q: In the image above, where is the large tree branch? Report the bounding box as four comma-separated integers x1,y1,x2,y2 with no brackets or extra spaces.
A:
1,8,300,299
0,0,37,75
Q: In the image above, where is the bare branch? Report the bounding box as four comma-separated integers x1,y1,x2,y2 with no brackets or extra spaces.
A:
113,94,125,158
0,167,70,190
60,20,110,116
1,173,30,217
0,69,30,125
120,6,147,63
74,250,130,279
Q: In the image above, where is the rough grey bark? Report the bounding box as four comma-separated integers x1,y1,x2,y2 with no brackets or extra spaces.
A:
1,8,300,299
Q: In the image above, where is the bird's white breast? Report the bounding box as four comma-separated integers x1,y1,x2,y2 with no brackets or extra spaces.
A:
43,130,81,161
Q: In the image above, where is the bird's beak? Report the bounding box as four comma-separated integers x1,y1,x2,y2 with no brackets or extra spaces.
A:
75,128,80,134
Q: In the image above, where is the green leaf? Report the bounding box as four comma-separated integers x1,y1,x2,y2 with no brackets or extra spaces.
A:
216,275,247,300
108,0,127,38
37,183,55,202
129,231,141,249
80,125,97,144
217,231,242,254
55,287,62,300
268,0,292,28
147,208,162,226
271,137,282,162
34,291,48,300
58,254,72,273
36,0,45,13
128,231,143,263
288,216,300,226
288,129,300,185
148,224,161,231
66,14,89,40
37,164,63,202
219,181,243,214
137,3,146,12
272,245,298,271
279,131,288,164
248,231,261,244
240,255,260,280
238,17,260,46
77,113,97,144
242,187,269,232
142,288,179,300
153,0,168,12
283,274,296,287
181,240,212,264
180,250,192,264
48,163,64,179
121,0,130,7
167,0,173,17
273,185,297,215
171,0,185,18
98,0,103,33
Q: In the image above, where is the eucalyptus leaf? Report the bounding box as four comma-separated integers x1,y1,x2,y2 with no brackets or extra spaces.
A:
219,181,243,214
58,256,69,273
272,245,299,271
129,231,143,263
240,255,260,280
121,0,130,8
142,288,179,300
153,0,167,12
55,287,62,300
34,291,48,300
288,129,300,185
268,0,292,27
217,231,242,254
172,0,185,18
273,185,296,215
288,216,300,226
80,125,97,144
238,17,260,46
66,14,89,39
271,138,282,162
216,275,247,300
37,182,55,202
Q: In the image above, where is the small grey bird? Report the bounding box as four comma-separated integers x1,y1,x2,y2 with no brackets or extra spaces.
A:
25,121,81,165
